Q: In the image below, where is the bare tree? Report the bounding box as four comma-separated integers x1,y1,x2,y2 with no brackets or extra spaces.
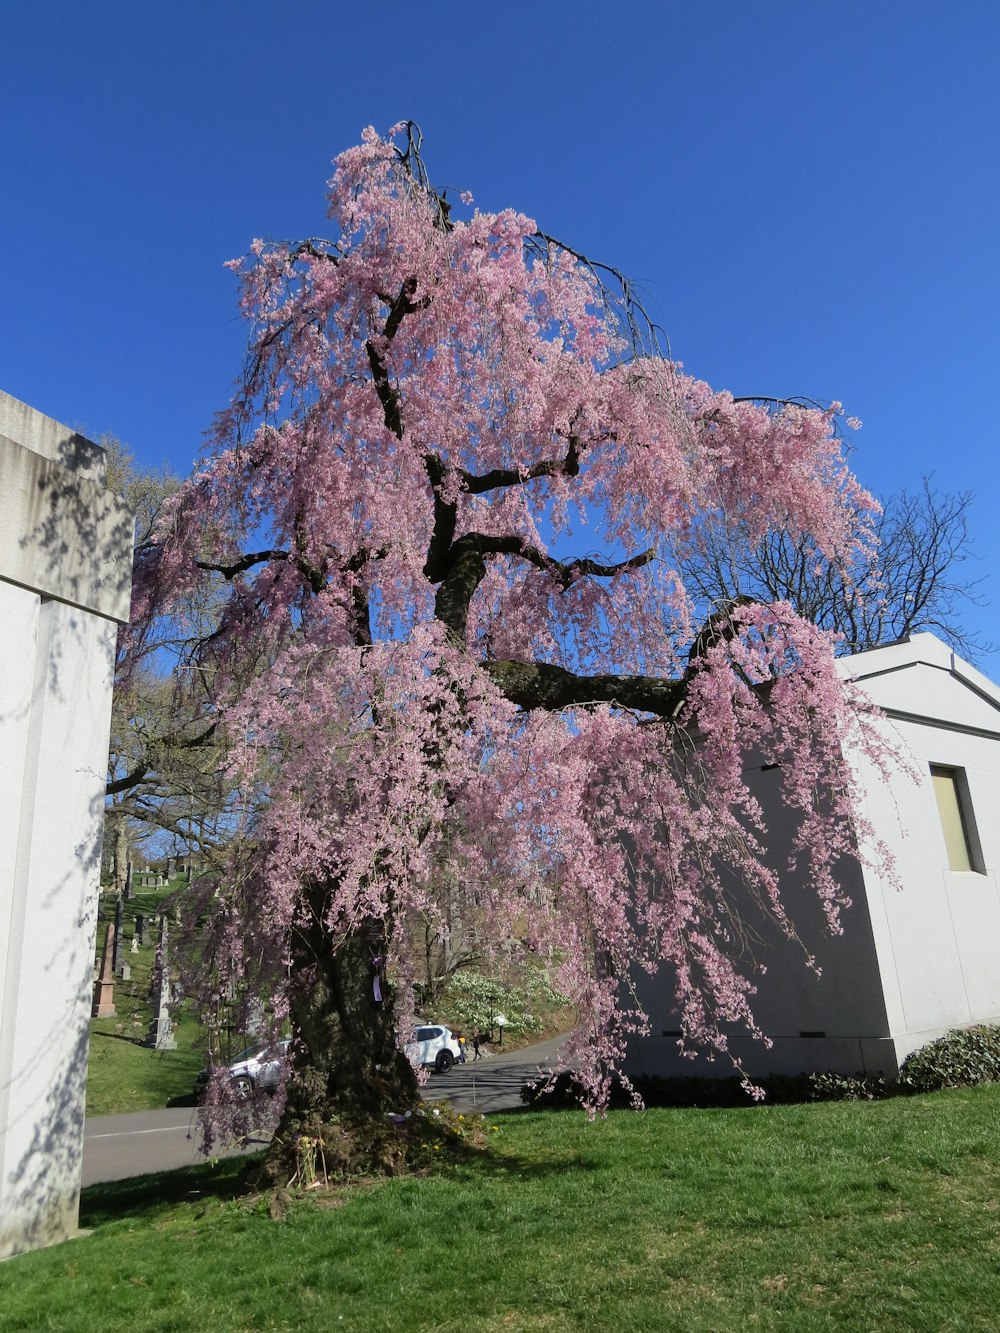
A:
673,476,991,660
103,440,238,880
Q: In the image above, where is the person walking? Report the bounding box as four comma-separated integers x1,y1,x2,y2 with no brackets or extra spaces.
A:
472,1029,482,1060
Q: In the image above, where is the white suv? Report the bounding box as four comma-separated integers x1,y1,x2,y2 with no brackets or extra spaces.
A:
405,1024,462,1073
195,1038,291,1099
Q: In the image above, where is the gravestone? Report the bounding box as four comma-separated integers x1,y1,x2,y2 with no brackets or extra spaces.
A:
246,998,266,1040
123,859,133,901
134,913,146,946
111,897,124,975
130,935,139,954
91,922,116,1018
144,916,176,1051
120,961,131,982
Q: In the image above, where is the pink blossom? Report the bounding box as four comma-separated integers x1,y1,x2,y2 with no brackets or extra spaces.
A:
130,127,900,1133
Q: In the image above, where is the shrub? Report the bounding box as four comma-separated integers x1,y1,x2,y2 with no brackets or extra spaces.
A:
807,1071,890,1102
439,968,568,1039
898,1024,1000,1093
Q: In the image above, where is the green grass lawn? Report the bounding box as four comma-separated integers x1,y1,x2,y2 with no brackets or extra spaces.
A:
87,882,207,1115
4,1085,1000,1330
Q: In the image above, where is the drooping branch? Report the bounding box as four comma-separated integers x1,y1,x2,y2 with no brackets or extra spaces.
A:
527,231,669,362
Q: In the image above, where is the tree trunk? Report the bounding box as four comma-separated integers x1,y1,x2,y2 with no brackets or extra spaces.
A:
259,884,419,1185
112,815,129,899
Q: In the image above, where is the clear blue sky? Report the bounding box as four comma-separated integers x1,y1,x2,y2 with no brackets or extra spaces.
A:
4,2,999,662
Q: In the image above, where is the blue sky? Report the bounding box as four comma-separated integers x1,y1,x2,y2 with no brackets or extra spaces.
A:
4,2,999,663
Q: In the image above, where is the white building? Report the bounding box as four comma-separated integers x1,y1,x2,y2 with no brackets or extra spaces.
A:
627,633,1000,1082
0,393,132,1259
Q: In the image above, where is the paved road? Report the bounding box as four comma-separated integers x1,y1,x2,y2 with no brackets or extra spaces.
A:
420,1032,569,1114
81,1034,570,1186
81,1108,270,1187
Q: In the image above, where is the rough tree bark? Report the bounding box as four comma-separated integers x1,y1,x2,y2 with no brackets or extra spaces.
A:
259,892,419,1182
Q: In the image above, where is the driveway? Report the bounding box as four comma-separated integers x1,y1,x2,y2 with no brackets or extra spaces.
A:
420,1032,569,1114
81,1034,569,1186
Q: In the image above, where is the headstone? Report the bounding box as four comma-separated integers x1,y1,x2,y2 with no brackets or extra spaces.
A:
246,998,266,1040
111,896,124,975
144,916,176,1050
91,922,116,1017
130,935,139,954
135,913,146,946
120,961,131,982
186,864,192,882
123,858,133,901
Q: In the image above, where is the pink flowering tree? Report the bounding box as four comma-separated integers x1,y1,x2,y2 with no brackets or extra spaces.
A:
127,124,892,1177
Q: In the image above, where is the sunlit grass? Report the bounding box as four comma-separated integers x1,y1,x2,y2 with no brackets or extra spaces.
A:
5,1085,1000,1330
86,881,206,1115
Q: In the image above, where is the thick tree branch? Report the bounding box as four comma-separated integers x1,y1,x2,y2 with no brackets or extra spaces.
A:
432,532,654,643
468,535,654,589
105,721,218,797
365,276,429,441
460,435,582,494
290,239,341,265
482,658,687,717
422,452,457,582
106,762,152,797
197,550,290,580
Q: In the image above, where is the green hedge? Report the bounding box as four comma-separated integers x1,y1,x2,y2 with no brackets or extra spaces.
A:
898,1024,1000,1093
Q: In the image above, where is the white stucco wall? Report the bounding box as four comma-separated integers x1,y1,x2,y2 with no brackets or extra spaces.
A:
844,638,1000,1066
0,393,132,1260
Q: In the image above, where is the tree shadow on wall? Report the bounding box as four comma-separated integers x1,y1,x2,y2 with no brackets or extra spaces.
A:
0,414,133,1257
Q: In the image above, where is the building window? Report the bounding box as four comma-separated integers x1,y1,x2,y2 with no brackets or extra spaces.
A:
930,765,983,873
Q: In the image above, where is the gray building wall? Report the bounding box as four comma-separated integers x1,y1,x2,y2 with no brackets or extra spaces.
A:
627,635,1000,1084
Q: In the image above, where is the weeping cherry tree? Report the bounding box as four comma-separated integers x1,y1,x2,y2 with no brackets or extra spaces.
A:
126,124,897,1178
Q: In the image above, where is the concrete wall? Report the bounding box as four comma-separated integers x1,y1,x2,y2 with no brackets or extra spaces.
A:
627,634,1000,1084
0,392,132,1260
845,638,1000,1067
628,792,898,1080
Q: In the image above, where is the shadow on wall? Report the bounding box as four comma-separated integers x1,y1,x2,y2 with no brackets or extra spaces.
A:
0,990,93,1255
0,396,134,1258
0,764,108,1256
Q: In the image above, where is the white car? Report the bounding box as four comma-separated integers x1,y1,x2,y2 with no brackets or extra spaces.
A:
195,1038,291,1099
405,1023,462,1073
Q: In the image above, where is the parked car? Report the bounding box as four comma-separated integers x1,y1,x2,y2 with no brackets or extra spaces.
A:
405,1024,462,1073
194,1038,290,1100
